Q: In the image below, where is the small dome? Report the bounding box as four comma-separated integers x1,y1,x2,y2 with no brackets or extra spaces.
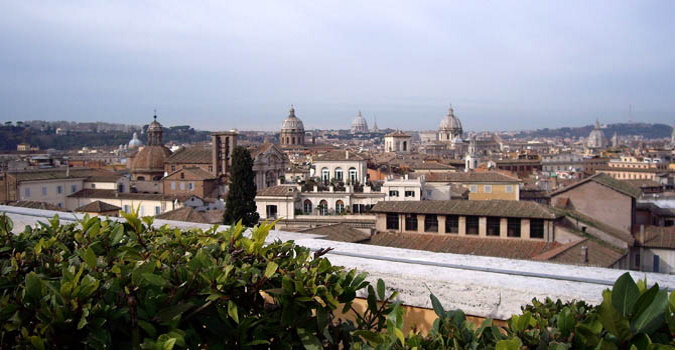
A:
147,115,163,133
350,111,369,133
440,106,462,132
586,120,607,149
128,132,144,149
281,106,305,132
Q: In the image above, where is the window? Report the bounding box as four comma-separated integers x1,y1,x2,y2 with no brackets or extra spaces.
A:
266,205,278,219
71,185,77,193
405,191,415,198
57,203,63,208
507,218,521,237
303,200,312,214
653,255,660,273
349,167,357,183
180,182,185,190
188,182,194,191
180,173,185,179
426,190,432,197
321,168,330,183
335,167,343,181
505,185,513,193
424,215,438,232
24,187,31,198
335,200,345,214
445,215,459,234
155,206,161,215
208,166,213,172
470,185,478,192
91,184,96,189
530,219,544,239
123,205,131,213
484,185,492,193
386,213,399,230
389,190,399,197
466,216,479,235
57,185,63,194
486,217,500,236
41,187,47,196
405,214,418,231
171,182,176,190
319,200,328,215
171,165,176,171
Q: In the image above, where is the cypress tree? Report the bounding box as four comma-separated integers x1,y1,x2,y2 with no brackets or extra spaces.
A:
223,146,260,226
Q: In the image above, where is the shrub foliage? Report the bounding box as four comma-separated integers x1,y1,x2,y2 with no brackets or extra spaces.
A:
0,212,673,349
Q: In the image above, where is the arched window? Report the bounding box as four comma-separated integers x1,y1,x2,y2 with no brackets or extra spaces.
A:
335,200,345,214
303,199,312,214
321,167,330,183
349,167,357,183
292,136,296,144
403,141,407,151
319,200,328,215
334,167,343,181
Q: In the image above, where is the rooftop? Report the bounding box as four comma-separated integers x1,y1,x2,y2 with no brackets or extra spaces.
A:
549,173,642,199
165,147,212,164
371,200,557,219
74,200,121,213
421,172,522,183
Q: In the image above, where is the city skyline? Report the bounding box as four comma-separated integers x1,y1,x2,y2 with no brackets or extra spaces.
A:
1,1,674,131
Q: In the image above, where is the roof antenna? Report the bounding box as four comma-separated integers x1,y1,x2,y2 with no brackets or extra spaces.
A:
154,109,157,120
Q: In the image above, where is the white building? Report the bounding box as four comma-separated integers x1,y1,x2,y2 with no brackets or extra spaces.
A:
384,131,412,153
313,151,368,185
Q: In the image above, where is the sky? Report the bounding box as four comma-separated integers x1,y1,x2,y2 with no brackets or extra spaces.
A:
1,1,674,132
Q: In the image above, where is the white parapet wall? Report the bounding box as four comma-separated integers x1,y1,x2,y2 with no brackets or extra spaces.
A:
1,205,673,321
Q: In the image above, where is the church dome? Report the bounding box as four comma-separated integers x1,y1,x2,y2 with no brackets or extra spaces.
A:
147,115,163,133
586,119,607,149
439,106,462,132
350,111,369,133
128,132,144,149
281,106,305,132
131,145,172,173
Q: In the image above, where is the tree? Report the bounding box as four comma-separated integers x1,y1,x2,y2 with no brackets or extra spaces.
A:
223,146,259,226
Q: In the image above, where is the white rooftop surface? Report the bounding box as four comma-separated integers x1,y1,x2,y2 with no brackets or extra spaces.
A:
2,205,673,320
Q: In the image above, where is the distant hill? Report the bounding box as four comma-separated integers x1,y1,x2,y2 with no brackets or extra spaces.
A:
512,123,672,139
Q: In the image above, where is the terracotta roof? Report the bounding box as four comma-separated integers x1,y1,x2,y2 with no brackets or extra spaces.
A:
256,185,299,197
551,207,635,246
623,179,663,189
642,226,675,249
422,172,522,183
9,168,122,182
68,189,177,201
549,173,642,199
314,150,365,162
250,143,276,158
596,166,672,174
368,232,560,260
11,201,67,212
371,200,557,219
131,146,172,172
410,162,456,170
164,167,217,180
533,239,627,267
166,147,212,164
299,223,371,243
74,200,121,213
155,207,211,224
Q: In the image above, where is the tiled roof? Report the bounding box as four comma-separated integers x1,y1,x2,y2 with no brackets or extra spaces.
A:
314,150,365,162
299,223,371,243
11,201,67,212
10,168,122,182
551,207,635,246
642,226,675,249
422,172,521,183
410,162,456,170
371,200,557,219
74,200,121,213
533,239,627,268
155,207,210,224
549,173,642,199
368,232,560,260
250,143,277,158
596,166,672,174
623,179,662,188
165,147,212,164
164,167,217,180
68,189,177,201
256,185,298,197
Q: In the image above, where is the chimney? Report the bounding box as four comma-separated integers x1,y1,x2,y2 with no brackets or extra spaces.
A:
345,151,349,160
581,246,588,263
639,225,645,245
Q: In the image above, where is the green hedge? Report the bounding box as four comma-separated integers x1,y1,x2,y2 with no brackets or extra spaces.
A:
0,212,673,349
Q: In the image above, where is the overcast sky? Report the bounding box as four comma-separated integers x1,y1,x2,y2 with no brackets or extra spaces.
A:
1,1,674,132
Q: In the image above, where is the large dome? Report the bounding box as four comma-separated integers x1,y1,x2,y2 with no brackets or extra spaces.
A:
128,132,144,149
440,106,462,132
586,119,607,149
281,106,305,132
350,111,369,133
131,145,172,173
